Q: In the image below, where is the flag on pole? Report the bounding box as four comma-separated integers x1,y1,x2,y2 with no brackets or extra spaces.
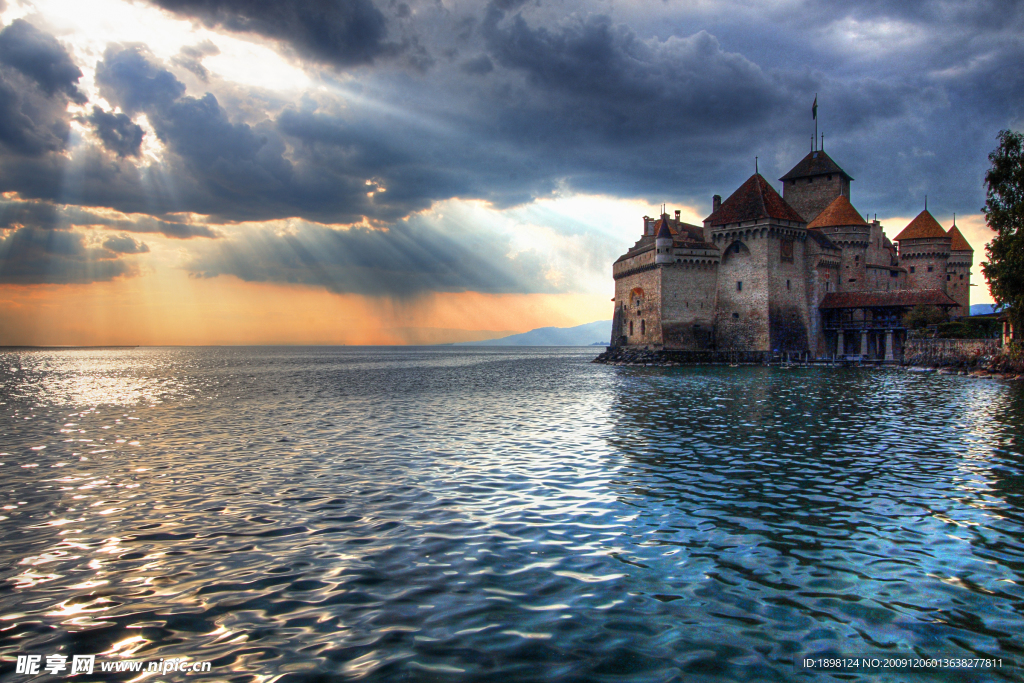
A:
812,95,817,120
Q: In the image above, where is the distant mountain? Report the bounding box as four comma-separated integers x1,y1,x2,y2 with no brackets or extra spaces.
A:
971,304,1000,316
455,320,612,346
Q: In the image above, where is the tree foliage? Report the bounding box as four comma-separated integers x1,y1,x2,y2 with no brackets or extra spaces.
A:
981,129,1024,335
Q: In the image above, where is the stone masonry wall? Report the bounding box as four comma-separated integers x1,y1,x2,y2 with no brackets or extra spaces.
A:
767,230,810,352
782,174,848,223
614,267,662,347
904,338,1001,367
900,238,951,293
716,233,770,351
660,262,718,350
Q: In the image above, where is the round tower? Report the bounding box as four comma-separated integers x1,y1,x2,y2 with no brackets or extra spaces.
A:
893,210,951,292
946,222,973,318
807,195,869,291
655,215,673,265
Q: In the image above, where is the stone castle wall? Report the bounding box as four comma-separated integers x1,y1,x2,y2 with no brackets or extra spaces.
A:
660,263,718,350
904,338,1000,367
900,238,951,292
614,267,663,347
947,252,972,318
782,174,848,223
766,230,811,352
715,232,771,351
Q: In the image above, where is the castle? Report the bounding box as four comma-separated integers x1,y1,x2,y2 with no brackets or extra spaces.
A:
610,147,972,361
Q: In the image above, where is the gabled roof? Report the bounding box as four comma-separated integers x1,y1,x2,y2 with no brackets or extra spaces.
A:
893,210,949,241
780,149,853,181
807,195,868,229
948,224,973,252
819,289,958,309
704,174,805,226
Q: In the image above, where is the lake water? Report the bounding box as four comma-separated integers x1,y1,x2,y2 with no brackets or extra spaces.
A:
1,347,1023,682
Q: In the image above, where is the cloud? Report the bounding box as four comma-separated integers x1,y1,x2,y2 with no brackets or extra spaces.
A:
102,233,150,254
0,20,84,157
0,227,141,284
0,19,85,102
170,40,220,81
87,107,144,158
146,0,391,66
185,213,560,297
0,196,218,239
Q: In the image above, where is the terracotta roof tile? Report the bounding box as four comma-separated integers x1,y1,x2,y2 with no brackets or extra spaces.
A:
819,289,958,309
947,224,973,252
893,210,949,241
780,149,852,181
807,195,868,229
704,174,805,226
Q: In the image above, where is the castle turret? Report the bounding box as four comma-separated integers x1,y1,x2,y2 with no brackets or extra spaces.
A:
655,215,673,265
779,149,853,224
946,222,973,318
807,195,870,291
893,210,952,293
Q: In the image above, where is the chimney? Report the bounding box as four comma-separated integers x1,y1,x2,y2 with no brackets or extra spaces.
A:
643,215,651,235
674,210,681,221
713,195,721,213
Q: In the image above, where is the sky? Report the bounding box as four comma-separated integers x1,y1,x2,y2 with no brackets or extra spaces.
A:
0,0,1019,345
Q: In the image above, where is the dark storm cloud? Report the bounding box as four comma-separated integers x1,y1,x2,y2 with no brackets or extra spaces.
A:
95,44,185,114
147,0,391,65
186,220,555,297
0,20,85,157
87,107,144,157
102,233,150,254
0,19,85,101
0,227,140,284
0,196,218,239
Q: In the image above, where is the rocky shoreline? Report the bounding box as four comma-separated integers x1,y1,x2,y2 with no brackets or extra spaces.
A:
593,346,1024,381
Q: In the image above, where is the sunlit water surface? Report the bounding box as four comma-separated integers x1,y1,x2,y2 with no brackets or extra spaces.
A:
1,347,1023,682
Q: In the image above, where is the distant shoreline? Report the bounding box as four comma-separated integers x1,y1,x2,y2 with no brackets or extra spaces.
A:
0,346,140,351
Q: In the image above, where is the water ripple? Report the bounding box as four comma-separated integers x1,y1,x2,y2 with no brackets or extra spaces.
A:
1,349,1023,681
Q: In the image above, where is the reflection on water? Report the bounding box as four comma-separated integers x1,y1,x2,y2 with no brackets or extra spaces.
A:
0,348,1022,681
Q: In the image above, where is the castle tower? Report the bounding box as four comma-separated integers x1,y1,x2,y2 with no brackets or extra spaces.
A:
807,195,870,292
704,174,809,354
946,222,973,318
893,210,952,292
779,149,853,224
654,215,673,265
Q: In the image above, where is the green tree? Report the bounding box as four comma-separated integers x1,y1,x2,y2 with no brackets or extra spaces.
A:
981,130,1024,337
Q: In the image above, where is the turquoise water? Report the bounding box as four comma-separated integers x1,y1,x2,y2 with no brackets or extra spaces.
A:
1,347,1022,681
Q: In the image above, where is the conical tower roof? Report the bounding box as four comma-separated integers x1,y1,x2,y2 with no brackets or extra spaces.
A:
655,215,673,239
705,174,805,226
780,149,853,181
894,210,949,241
807,195,868,229
947,224,973,251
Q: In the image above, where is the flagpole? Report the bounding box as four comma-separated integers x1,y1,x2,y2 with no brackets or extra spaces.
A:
813,94,818,151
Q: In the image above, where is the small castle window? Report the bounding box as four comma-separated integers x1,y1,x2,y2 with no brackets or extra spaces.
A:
737,281,742,291
732,313,740,319
947,274,951,281
910,266,916,273
927,265,933,272
890,271,898,277
808,177,814,184
641,320,646,335
786,279,791,290
960,274,964,280
629,321,633,336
